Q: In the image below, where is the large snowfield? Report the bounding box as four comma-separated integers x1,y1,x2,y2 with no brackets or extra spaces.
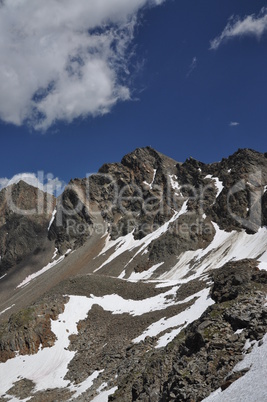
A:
1,292,265,401
0,286,213,400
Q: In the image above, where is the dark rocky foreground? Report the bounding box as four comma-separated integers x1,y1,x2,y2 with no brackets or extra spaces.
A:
110,260,267,401
0,260,266,401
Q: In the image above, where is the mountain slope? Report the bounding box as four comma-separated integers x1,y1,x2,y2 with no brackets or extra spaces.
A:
0,147,266,401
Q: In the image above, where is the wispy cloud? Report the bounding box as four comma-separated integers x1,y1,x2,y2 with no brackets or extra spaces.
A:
0,173,65,195
186,57,197,77
0,0,165,131
210,7,267,50
229,121,240,127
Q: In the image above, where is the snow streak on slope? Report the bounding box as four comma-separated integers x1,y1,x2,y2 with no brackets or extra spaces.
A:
159,224,267,282
71,370,102,399
86,287,180,316
95,201,188,272
91,386,118,402
143,169,157,189
258,260,267,271
203,334,267,402
133,288,214,347
205,175,224,198
16,250,71,288
0,304,15,316
126,262,164,281
48,208,56,231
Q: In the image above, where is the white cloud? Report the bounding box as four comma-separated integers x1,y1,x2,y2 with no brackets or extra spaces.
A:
186,56,197,77
0,173,66,195
210,7,267,50
229,121,240,127
0,0,165,130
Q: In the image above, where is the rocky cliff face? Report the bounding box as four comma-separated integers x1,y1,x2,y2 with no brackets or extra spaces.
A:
0,296,66,363
49,147,267,263
0,147,266,402
48,147,180,254
0,181,55,276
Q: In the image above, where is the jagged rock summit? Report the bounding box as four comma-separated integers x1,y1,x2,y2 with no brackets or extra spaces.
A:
0,147,266,401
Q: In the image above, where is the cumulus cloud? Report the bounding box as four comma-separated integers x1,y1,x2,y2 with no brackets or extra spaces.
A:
229,121,240,127
0,0,165,130
0,173,66,195
210,7,267,50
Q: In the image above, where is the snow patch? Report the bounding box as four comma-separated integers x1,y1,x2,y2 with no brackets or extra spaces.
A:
52,248,58,260
47,208,56,231
133,288,214,346
87,287,181,317
235,329,244,335
118,269,126,279
127,262,164,281
96,382,108,393
203,334,267,402
159,224,267,282
91,386,118,402
205,175,224,198
0,288,202,396
16,255,65,288
0,304,15,316
169,174,181,191
213,177,224,197
71,370,102,399
95,201,188,272
243,338,256,351
0,296,95,395
258,260,267,271
143,169,157,189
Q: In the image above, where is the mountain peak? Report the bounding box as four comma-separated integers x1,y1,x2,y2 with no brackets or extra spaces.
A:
121,146,178,170
226,148,266,165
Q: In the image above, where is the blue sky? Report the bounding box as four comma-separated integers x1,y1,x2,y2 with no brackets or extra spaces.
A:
0,0,267,192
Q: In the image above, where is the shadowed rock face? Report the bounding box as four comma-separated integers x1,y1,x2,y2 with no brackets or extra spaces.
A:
0,181,55,275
